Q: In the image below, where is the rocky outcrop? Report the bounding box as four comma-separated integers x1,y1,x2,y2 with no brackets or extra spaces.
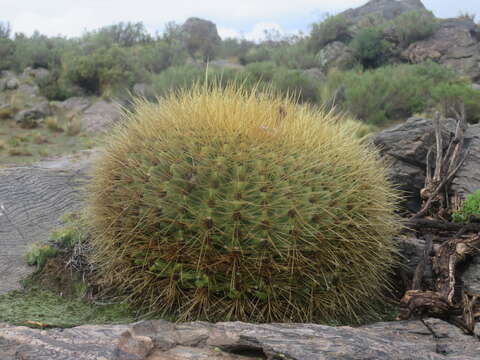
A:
80,100,122,132
1,318,479,359
372,117,480,212
341,0,426,26
0,151,95,294
402,18,480,81
316,41,355,71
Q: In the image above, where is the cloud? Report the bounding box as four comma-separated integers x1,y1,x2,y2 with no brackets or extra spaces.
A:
3,0,366,37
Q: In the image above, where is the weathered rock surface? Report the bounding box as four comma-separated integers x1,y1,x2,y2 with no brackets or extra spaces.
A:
316,41,355,71
0,318,479,359
80,100,123,132
341,0,426,27
14,100,50,128
372,117,480,212
402,18,480,81
0,151,95,294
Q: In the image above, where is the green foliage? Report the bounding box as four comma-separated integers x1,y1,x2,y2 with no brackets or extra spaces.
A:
309,14,351,53
0,287,135,328
86,84,401,324
452,190,480,223
271,67,319,103
238,46,272,65
81,22,152,48
25,244,59,269
244,61,277,81
391,10,438,47
218,38,255,59
271,40,318,69
134,41,186,74
0,38,15,70
63,45,145,95
431,82,480,124
320,62,467,126
350,27,391,68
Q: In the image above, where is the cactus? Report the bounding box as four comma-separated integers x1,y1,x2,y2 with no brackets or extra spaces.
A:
86,84,401,324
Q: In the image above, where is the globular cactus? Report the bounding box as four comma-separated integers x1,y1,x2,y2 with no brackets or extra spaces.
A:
86,84,401,324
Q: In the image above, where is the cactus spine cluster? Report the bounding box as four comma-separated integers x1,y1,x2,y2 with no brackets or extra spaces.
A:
86,84,401,324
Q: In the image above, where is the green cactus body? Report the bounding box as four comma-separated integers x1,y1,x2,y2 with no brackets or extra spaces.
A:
87,84,401,323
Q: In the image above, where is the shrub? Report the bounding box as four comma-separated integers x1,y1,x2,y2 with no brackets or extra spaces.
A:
0,38,15,71
238,46,272,65
309,14,351,53
431,82,480,124
244,61,278,82
134,41,187,74
271,41,318,70
63,45,145,95
319,62,467,126
391,10,438,47
452,190,480,223
25,243,59,269
86,84,401,324
81,22,152,49
271,68,319,103
350,27,391,68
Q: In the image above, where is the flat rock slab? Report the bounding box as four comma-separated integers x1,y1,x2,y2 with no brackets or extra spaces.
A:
0,151,95,294
0,318,479,359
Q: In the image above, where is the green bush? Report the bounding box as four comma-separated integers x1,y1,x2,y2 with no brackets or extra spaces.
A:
63,45,145,95
238,46,272,65
350,27,391,68
134,41,187,74
25,243,59,269
391,10,438,47
309,15,351,53
271,41,318,69
0,38,15,71
218,38,255,59
244,61,277,82
81,22,152,49
271,68,319,103
452,190,480,223
431,82,480,124
86,84,400,324
319,62,467,126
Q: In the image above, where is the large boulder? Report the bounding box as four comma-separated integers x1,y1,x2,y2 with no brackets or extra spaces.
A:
316,41,355,71
0,318,479,359
372,117,480,212
14,101,50,129
341,0,426,27
0,151,94,295
402,18,480,81
80,100,122,132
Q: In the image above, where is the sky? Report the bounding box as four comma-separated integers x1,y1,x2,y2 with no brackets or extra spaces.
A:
1,0,479,41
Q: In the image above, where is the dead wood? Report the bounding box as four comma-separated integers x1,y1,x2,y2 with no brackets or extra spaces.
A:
399,234,480,334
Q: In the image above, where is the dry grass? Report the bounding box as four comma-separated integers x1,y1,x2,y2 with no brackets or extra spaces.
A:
86,83,402,324
45,116,64,132
65,115,82,136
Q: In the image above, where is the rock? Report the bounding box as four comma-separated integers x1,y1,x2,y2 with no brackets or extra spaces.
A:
132,83,155,98
80,100,122,132
372,117,480,212
302,68,326,83
14,101,50,129
4,78,19,90
316,41,355,71
0,318,479,359
58,96,92,115
22,67,50,82
472,83,480,91
401,18,480,81
341,0,426,27
0,151,95,294
16,83,40,98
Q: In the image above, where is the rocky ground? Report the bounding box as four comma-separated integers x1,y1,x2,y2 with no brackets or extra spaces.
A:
1,318,480,359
